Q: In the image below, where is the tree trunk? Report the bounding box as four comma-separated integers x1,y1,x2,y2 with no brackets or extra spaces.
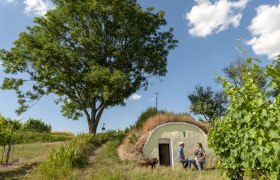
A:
5,135,13,163
87,104,106,134
1,145,5,164
11,143,14,162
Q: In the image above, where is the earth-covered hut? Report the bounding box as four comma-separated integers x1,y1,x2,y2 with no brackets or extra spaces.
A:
118,112,216,169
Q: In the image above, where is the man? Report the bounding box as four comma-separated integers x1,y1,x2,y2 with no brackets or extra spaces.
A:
177,142,191,169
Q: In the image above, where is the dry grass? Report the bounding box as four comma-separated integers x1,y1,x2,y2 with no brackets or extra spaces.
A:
50,131,75,136
118,112,212,162
141,112,210,134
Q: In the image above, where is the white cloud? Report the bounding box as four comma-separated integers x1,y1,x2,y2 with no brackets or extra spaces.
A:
247,3,280,59
2,0,53,16
185,0,248,37
23,0,53,16
130,93,142,101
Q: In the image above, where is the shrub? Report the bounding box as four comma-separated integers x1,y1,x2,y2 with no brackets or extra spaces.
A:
5,119,22,130
135,107,158,128
0,115,10,147
22,118,51,133
209,58,280,179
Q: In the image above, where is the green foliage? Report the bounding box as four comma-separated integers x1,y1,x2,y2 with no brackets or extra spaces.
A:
135,107,158,128
0,0,177,134
5,119,22,131
209,58,280,179
13,131,73,144
105,129,127,140
187,85,228,123
128,132,139,144
48,134,92,168
222,58,267,89
22,118,51,133
0,115,11,147
33,134,93,179
32,132,123,179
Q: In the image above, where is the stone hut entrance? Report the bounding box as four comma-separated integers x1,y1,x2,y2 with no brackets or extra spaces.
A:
158,138,172,166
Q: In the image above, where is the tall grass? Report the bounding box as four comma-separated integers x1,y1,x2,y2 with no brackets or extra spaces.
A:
0,142,62,180
29,132,124,179
13,131,73,144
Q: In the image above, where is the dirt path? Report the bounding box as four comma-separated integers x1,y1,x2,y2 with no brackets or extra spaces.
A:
89,143,106,162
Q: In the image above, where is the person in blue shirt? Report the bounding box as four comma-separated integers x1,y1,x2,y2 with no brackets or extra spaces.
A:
177,142,191,169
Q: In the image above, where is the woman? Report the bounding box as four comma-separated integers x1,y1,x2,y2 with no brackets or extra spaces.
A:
194,142,206,171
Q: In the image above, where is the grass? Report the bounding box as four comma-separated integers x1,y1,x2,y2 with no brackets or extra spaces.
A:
1,142,63,160
88,140,222,180
5,132,222,180
13,131,74,144
0,141,63,179
59,138,221,180
29,133,121,179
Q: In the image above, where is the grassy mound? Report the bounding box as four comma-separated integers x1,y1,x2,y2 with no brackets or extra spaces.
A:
118,112,211,162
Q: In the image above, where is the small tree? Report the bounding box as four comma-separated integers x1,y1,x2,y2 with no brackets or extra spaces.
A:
209,58,280,179
187,85,228,123
0,115,13,164
5,119,22,131
0,0,177,134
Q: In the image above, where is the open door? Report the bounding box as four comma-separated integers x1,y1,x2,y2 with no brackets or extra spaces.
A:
159,143,171,166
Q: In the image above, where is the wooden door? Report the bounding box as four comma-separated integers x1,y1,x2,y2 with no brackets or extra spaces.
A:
159,143,170,166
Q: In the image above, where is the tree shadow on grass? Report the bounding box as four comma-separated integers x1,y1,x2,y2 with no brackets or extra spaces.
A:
0,161,40,180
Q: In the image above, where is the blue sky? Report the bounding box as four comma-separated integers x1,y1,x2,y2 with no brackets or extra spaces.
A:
1,0,280,133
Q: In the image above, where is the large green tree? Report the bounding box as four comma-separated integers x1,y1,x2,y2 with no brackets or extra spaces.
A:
0,0,177,133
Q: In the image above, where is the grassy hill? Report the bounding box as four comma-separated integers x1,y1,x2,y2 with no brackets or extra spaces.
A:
0,131,222,180
0,131,74,179
0,141,63,179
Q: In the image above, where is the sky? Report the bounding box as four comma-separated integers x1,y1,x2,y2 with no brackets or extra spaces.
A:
0,0,280,134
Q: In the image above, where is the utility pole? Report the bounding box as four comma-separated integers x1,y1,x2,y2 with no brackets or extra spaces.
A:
155,92,158,110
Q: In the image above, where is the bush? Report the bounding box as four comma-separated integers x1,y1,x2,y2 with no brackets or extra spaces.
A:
22,118,51,133
5,119,22,130
0,115,11,147
135,107,158,128
209,58,280,179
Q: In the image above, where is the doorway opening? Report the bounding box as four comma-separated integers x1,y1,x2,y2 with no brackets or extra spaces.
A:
158,138,172,167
